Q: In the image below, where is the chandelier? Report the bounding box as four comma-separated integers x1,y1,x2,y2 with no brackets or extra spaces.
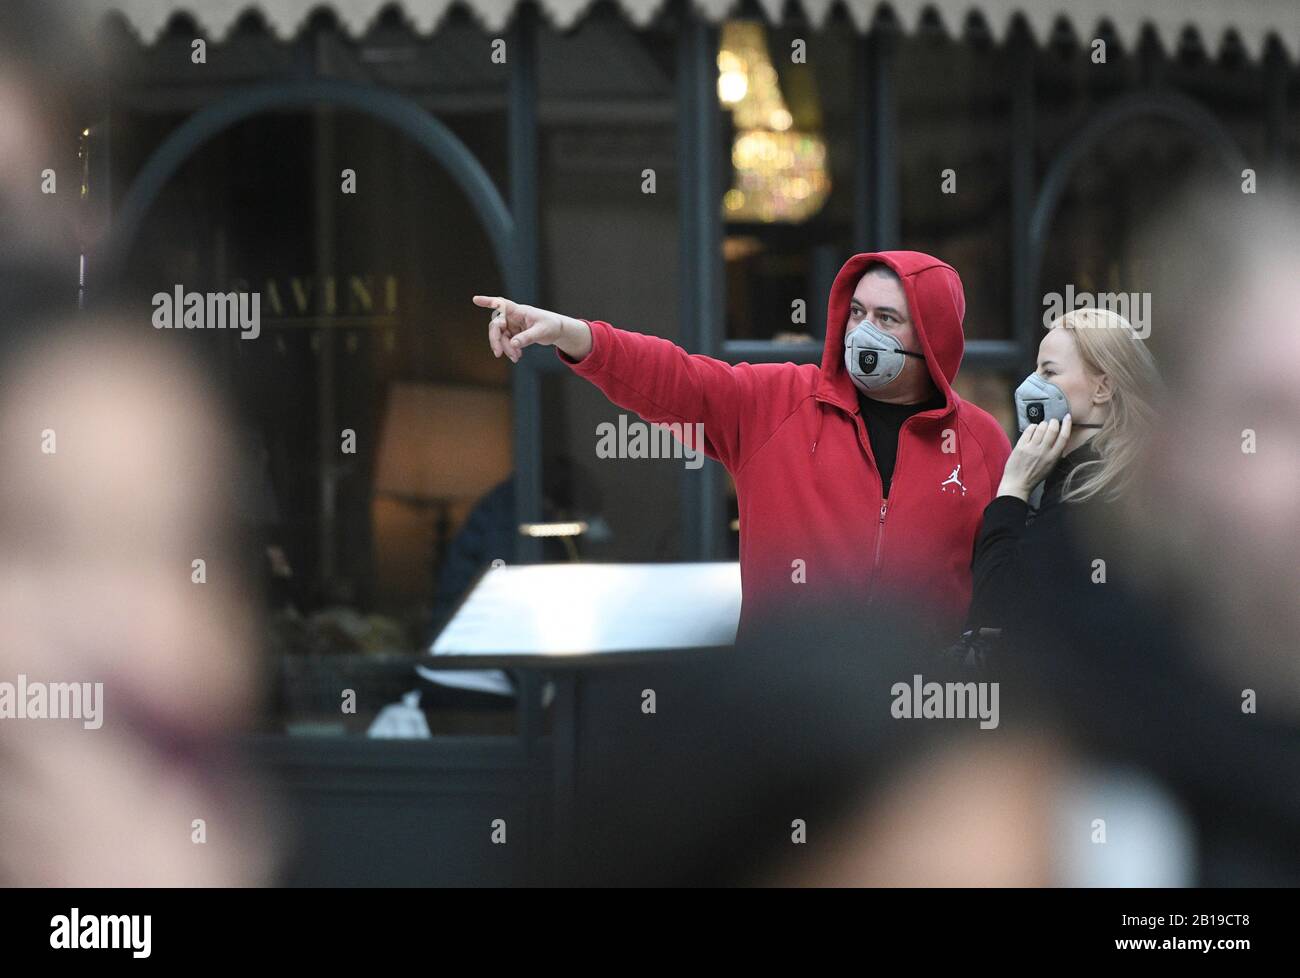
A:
717,21,831,224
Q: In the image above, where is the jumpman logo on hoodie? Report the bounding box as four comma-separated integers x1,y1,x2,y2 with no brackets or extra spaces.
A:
940,463,967,496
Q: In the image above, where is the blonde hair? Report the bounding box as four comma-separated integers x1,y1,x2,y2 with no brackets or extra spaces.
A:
1049,307,1161,503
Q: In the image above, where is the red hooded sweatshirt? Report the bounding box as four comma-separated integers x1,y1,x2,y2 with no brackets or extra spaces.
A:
559,251,1011,639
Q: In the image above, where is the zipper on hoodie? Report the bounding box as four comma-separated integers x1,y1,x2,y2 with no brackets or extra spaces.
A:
872,499,888,573
864,413,922,607
876,421,910,573
854,402,944,606
848,406,887,605
863,499,888,612
863,406,954,606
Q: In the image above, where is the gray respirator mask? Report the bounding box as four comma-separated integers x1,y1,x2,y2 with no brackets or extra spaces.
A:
1014,373,1104,432
844,319,926,393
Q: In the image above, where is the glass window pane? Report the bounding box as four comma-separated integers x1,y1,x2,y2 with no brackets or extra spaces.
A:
896,24,1012,342
722,17,852,343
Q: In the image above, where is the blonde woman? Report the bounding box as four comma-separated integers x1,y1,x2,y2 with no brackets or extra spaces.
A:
966,307,1160,638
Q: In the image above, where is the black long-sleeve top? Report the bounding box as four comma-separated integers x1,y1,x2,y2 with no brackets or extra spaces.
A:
967,442,1103,634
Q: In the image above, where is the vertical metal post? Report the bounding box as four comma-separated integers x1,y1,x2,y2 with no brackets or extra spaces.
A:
549,670,578,883
868,27,899,252
852,31,871,252
1263,42,1288,179
313,34,340,591
509,2,543,562
515,668,549,883
1009,24,1037,373
84,102,114,307
809,243,837,341
677,6,724,560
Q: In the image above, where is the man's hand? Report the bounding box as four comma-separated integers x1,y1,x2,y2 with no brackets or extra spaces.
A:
473,295,593,364
997,416,1072,501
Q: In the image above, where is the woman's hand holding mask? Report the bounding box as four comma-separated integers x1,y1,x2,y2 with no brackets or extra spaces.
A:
997,415,1073,501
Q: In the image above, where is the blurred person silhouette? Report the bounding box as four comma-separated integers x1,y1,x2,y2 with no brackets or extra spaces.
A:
991,185,1300,885
0,2,278,886
428,457,599,641
558,599,1192,887
0,318,279,885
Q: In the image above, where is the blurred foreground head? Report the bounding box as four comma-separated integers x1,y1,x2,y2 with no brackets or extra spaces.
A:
0,317,275,885
1126,186,1300,713
563,605,1100,887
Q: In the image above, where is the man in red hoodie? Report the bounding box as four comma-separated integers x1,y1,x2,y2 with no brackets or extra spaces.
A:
475,251,1011,640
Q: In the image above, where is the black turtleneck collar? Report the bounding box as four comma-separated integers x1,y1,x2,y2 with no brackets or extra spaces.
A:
1039,439,1101,510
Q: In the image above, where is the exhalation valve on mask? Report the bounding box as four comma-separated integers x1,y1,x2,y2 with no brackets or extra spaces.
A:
844,318,925,393
1013,373,1104,432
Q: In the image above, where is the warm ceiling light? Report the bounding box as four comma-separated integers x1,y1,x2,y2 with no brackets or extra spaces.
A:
718,69,748,104
518,521,589,538
717,21,830,224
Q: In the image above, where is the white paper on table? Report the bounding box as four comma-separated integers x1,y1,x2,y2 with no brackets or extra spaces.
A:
367,690,433,738
429,562,741,657
415,663,515,696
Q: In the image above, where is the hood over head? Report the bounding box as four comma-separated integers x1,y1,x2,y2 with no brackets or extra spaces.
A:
818,251,966,415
